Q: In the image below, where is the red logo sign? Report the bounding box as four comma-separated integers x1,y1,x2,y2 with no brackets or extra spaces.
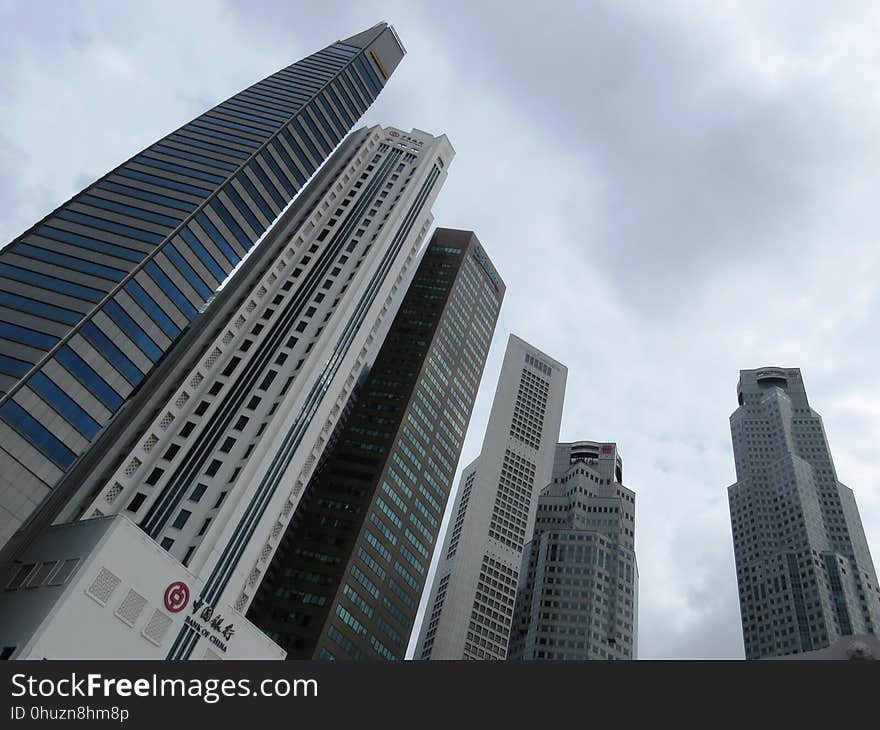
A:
388,130,400,137
164,581,190,613
601,444,613,454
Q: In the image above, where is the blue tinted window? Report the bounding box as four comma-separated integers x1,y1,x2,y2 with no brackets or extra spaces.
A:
302,105,335,154
194,213,240,266
226,98,288,122
98,181,197,213
0,263,106,303
355,55,383,96
346,67,373,104
0,322,59,350
79,194,182,227
81,322,145,387
124,280,181,339
278,71,321,91
169,133,249,161
151,144,239,173
0,400,76,468
31,371,102,438
57,209,165,245
224,184,263,235
291,119,322,165
259,151,298,197
136,156,226,185
144,261,198,319
280,129,317,177
180,228,227,283
102,300,163,361
13,243,126,282
214,105,281,128
0,354,31,377
236,173,276,221
210,199,252,249
0,291,83,326
258,81,309,103
187,123,261,150
334,77,364,116
164,243,214,300
249,162,286,208
34,225,147,262
325,86,356,127
118,168,212,197
269,140,307,187
240,90,300,113
55,346,124,411
202,113,272,138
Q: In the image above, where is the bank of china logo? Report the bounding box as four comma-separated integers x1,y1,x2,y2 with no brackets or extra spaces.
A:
164,581,190,613
388,130,400,137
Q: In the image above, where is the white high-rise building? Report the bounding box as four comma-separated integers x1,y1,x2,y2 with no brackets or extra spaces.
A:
0,125,454,660
414,334,566,660
728,367,880,659
508,441,638,660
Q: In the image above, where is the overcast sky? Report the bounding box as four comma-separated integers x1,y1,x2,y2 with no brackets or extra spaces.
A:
3,0,880,659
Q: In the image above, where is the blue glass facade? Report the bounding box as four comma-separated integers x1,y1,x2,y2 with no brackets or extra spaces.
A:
0,23,405,547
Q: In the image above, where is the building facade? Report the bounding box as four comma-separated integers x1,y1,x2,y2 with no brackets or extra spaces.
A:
0,23,405,550
508,441,638,660
0,124,454,659
415,335,566,660
247,229,504,660
728,367,880,659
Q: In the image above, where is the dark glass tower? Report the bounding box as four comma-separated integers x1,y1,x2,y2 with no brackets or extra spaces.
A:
0,23,405,549
247,229,505,659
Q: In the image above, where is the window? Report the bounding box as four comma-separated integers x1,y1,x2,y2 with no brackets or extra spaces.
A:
194,401,210,416
205,459,222,477
145,467,164,486
220,436,236,453
190,483,208,502
162,444,180,461
172,509,191,530
180,421,196,437
127,492,147,512
160,537,175,551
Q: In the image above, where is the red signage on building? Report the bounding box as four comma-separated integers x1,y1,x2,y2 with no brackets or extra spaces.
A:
164,581,190,613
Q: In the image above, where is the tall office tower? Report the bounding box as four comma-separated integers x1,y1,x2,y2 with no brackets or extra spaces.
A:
247,229,504,660
507,441,638,660
415,335,567,660
728,367,880,659
0,125,453,660
0,23,405,550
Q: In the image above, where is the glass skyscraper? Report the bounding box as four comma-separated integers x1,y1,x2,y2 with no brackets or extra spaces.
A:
246,229,504,660
0,23,405,549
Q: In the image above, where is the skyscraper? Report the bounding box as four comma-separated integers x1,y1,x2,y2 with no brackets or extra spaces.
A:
246,229,504,660
0,23,405,550
415,335,566,660
0,124,454,659
508,441,638,660
728,367,880,659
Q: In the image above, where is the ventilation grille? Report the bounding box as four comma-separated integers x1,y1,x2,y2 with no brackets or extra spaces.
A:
190,372,204,389
204,348,222,369
267,273,277,284
259,544,272,562
115,589,148,627
104,482,123,504
282,500,294,517
159,411,175,429
142,434,159,453
257,285,267,298
271,522,283,540
234,593,248,612
222,330,234,345
124,458,142,478
245,300,257,313
86,567,121,606
142,610,173,646
247,567,261,587
234,315,246,329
